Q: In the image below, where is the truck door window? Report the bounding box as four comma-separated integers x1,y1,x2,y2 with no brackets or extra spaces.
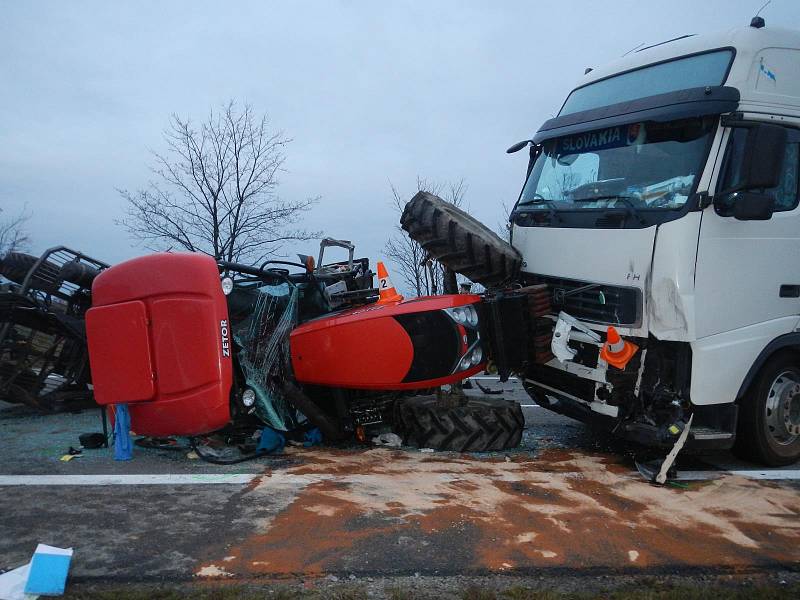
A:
716,127,800,213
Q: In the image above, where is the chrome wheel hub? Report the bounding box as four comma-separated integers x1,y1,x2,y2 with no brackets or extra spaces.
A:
765,371,800,445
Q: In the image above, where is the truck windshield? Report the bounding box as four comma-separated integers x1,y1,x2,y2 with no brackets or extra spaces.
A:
518,117,716,212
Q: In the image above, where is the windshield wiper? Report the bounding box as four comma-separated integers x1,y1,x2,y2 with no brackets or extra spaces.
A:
517,196,557,209
513,196,562,223
572,195,647,225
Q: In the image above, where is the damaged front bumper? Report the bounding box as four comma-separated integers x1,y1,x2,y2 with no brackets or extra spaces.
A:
521,311,736,450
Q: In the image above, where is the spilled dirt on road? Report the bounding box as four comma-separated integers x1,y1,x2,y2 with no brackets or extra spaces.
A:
199,447,800,576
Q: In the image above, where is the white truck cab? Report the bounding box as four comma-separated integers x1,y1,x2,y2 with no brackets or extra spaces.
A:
509,19,800,465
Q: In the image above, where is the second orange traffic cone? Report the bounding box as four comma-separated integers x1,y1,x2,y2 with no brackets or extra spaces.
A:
599,325,638,370
376,261,404,304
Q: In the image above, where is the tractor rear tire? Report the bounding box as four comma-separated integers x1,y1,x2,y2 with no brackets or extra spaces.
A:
400,192,522,288
396,396,524,452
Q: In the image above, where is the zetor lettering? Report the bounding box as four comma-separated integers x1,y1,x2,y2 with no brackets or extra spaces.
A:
220,320,230,358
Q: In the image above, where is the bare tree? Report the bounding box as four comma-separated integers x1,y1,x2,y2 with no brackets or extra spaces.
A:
119,101,320,263
497,199,513,242
0,206,31,255
383,178,467,296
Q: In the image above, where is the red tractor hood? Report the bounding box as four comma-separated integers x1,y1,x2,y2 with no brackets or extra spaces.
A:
290,294,485,390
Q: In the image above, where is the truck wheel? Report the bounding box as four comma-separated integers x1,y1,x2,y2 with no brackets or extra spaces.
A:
734,351,800,466
400,192,521,288
396,396,524,452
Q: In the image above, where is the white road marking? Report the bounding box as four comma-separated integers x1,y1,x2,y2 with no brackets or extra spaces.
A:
677,469,800,481
0,468,797,487
0,474,259,486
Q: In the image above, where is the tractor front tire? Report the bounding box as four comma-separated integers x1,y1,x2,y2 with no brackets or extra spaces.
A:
400,192,521,288
397,396,524,452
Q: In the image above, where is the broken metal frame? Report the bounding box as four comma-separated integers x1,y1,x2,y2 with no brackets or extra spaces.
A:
0,246,109,410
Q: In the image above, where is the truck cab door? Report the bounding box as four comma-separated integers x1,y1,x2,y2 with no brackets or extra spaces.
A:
693,122,800,403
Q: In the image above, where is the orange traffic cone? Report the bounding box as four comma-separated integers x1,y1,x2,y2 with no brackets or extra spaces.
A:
599,326,638,370
376,261,404,304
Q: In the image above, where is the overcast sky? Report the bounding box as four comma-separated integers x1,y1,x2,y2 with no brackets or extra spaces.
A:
2,1,798,287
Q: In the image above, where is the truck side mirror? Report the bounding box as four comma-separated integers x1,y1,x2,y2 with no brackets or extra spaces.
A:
737,123,787,190
732,191,775,221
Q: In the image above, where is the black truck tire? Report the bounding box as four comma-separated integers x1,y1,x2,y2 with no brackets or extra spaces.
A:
396,396,524,452
733,351,800,466
400,191,522,288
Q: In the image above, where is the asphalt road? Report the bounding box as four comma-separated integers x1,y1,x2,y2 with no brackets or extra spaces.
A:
1,379,798,590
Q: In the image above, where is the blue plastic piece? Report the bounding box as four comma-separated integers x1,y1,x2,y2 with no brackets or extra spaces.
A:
257,427,286,454
303,427,322,447
113,404,133,461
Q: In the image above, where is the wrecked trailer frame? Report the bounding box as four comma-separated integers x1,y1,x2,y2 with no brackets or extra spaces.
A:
0,246,108,411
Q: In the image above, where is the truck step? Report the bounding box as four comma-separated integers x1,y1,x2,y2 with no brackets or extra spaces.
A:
690,427,734,441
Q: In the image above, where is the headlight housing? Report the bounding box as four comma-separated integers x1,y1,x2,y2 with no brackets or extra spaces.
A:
242,388,256,407
444,303,479,328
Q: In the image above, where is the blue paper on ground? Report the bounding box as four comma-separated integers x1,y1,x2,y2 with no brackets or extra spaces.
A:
23,543,73,596
113,404,133,461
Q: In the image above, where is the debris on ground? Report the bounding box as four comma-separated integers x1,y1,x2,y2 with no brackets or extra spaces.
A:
59,447,82,462
371,432,402,448
24,544,73,596
302,427,323,447
474,380,503,395
77,433,105,449
256,428,286,454
112,405,132,461
0,562,31,600
635,415,694,485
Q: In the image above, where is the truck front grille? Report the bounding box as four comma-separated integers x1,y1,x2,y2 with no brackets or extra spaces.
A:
526,274,641,327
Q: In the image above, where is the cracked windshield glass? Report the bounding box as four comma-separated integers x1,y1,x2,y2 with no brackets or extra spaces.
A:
519,116,715,211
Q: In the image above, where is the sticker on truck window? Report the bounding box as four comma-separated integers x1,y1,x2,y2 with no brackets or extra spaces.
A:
558,123,645,154
220,319,230,358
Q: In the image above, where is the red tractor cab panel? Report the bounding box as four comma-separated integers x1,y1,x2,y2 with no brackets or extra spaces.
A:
86,253,232,437
290,294,486,389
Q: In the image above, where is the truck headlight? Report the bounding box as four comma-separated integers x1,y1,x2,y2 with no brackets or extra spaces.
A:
242,388,256,407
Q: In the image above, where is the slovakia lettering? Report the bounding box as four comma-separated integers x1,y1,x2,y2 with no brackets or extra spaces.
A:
560,127,622,153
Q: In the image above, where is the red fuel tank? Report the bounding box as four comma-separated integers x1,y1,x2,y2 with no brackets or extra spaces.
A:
86,253,232,436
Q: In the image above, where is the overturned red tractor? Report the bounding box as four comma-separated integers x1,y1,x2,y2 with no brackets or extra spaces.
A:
85,242,527,452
